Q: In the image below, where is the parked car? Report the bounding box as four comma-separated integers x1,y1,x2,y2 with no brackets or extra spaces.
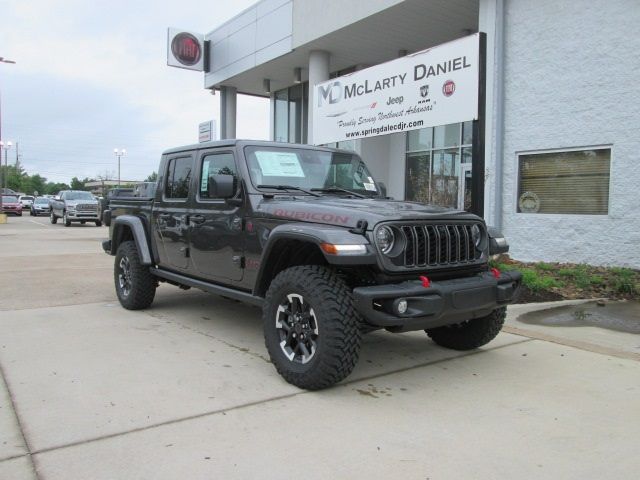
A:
1,195,23,216
50,190,101,226
30,197,51,216
103,140,521,390
19,195,34,209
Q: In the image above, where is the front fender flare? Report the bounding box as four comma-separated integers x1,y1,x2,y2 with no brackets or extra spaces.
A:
254,223,376,295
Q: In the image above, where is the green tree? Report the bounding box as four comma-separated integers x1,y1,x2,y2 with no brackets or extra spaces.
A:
145,171,158,182
70,177,92,190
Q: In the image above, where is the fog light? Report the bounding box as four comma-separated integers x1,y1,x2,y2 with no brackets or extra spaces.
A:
397,299,408,314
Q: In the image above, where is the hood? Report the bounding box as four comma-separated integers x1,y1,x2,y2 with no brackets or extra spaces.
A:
252,194,478,229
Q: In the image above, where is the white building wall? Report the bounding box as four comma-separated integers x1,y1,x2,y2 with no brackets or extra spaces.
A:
501,0,640,268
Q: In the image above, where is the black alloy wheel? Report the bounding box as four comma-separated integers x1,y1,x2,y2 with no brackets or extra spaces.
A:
275,293,319,365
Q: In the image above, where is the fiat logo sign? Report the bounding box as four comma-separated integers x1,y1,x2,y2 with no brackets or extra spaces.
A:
171,33,201,66
442,80,456,97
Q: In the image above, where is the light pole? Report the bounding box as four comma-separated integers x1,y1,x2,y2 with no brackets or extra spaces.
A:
1,56,17,213
113,148,126,187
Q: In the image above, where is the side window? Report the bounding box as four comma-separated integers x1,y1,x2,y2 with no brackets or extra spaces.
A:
199,152,237,199
165,157,192,199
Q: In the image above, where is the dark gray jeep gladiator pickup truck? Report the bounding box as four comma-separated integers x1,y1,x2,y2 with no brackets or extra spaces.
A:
103,140,520,390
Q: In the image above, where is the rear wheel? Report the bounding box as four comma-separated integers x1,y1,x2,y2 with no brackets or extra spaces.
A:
114,241,156,310
263,265,362,390
50,212,57,224
426,307,506,350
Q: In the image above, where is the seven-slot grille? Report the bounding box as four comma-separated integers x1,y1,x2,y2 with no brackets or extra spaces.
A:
400,224,480,267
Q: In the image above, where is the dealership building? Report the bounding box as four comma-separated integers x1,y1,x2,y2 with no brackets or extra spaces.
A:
194,0,639,268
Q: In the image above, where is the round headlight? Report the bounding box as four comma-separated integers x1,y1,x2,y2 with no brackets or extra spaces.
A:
375,226,395,254
471,224,482,248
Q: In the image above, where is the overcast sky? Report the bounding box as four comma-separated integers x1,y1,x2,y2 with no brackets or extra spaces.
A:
0,0,269,184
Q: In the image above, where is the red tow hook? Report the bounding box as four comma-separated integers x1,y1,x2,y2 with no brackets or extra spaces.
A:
419,276,431,288
491,268,501,279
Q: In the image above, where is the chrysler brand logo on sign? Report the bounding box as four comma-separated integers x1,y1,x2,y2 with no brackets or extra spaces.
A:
167,28,205,72
312,34,480,145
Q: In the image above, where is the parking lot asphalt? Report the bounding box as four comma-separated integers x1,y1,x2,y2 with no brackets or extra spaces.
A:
1,215,639,479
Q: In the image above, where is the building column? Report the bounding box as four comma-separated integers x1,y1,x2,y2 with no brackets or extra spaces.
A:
219,86,237,139
307,50,330,145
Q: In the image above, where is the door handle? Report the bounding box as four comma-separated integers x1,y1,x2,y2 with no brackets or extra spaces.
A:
189,214,206,225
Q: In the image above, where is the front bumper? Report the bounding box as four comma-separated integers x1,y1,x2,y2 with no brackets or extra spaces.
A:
353,271,522,332
67,211,100,220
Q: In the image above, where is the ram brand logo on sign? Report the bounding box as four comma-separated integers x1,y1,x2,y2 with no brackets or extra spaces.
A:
167,28,205,71
312,34,480,145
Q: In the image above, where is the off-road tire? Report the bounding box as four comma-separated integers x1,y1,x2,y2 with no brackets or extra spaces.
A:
426,307,507,350
63,212,71,227
263,265,362,390
95,220,102,227
114,241,156,310
50,212,57,224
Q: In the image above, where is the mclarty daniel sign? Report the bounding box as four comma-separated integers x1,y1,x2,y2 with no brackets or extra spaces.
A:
312,34,480,145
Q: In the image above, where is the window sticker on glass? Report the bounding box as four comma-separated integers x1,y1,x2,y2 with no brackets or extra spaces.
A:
256,151,305,177
201,161,210,191
363,182,376,191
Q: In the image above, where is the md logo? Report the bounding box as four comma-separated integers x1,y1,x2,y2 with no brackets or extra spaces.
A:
317,81,342,107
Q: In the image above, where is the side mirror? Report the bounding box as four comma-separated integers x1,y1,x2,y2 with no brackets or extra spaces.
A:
208,174,235,198
377,182,387,198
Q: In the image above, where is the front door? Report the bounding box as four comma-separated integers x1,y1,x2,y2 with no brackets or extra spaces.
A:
153,154,194,271
188,150,244,283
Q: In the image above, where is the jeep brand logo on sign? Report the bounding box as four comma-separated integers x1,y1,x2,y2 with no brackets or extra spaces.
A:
312,34,480,145
167,28,206,72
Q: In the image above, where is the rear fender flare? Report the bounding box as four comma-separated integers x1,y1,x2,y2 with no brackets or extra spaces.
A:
111,215,153,265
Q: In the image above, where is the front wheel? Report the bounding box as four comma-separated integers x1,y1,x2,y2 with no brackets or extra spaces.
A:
426,307,506,350
263,265,362,390
50,212,57,224
95,220,102,227
114,241,156,310
63,212,71,227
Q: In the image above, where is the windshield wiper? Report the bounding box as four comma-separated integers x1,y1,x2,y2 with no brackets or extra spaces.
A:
257,184,321,197
311,187,367,198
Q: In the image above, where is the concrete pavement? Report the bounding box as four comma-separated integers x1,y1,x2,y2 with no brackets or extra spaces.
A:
1,215,639,479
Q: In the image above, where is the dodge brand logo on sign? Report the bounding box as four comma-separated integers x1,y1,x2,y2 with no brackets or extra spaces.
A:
167,28,205,72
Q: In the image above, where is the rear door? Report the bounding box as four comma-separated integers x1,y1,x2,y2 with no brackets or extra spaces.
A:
153,153,194,271
188,149,244,283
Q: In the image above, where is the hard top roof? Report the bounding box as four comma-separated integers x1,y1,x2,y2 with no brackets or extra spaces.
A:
161,139,353,156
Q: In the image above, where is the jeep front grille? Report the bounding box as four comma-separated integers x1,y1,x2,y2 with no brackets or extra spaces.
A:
400,224,480,267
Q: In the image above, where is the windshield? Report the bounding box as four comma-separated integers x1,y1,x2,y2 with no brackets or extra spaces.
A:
244,146,379,196
21,196,34,201
2,196,18,203
66,191,94,200
35,198,49,205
